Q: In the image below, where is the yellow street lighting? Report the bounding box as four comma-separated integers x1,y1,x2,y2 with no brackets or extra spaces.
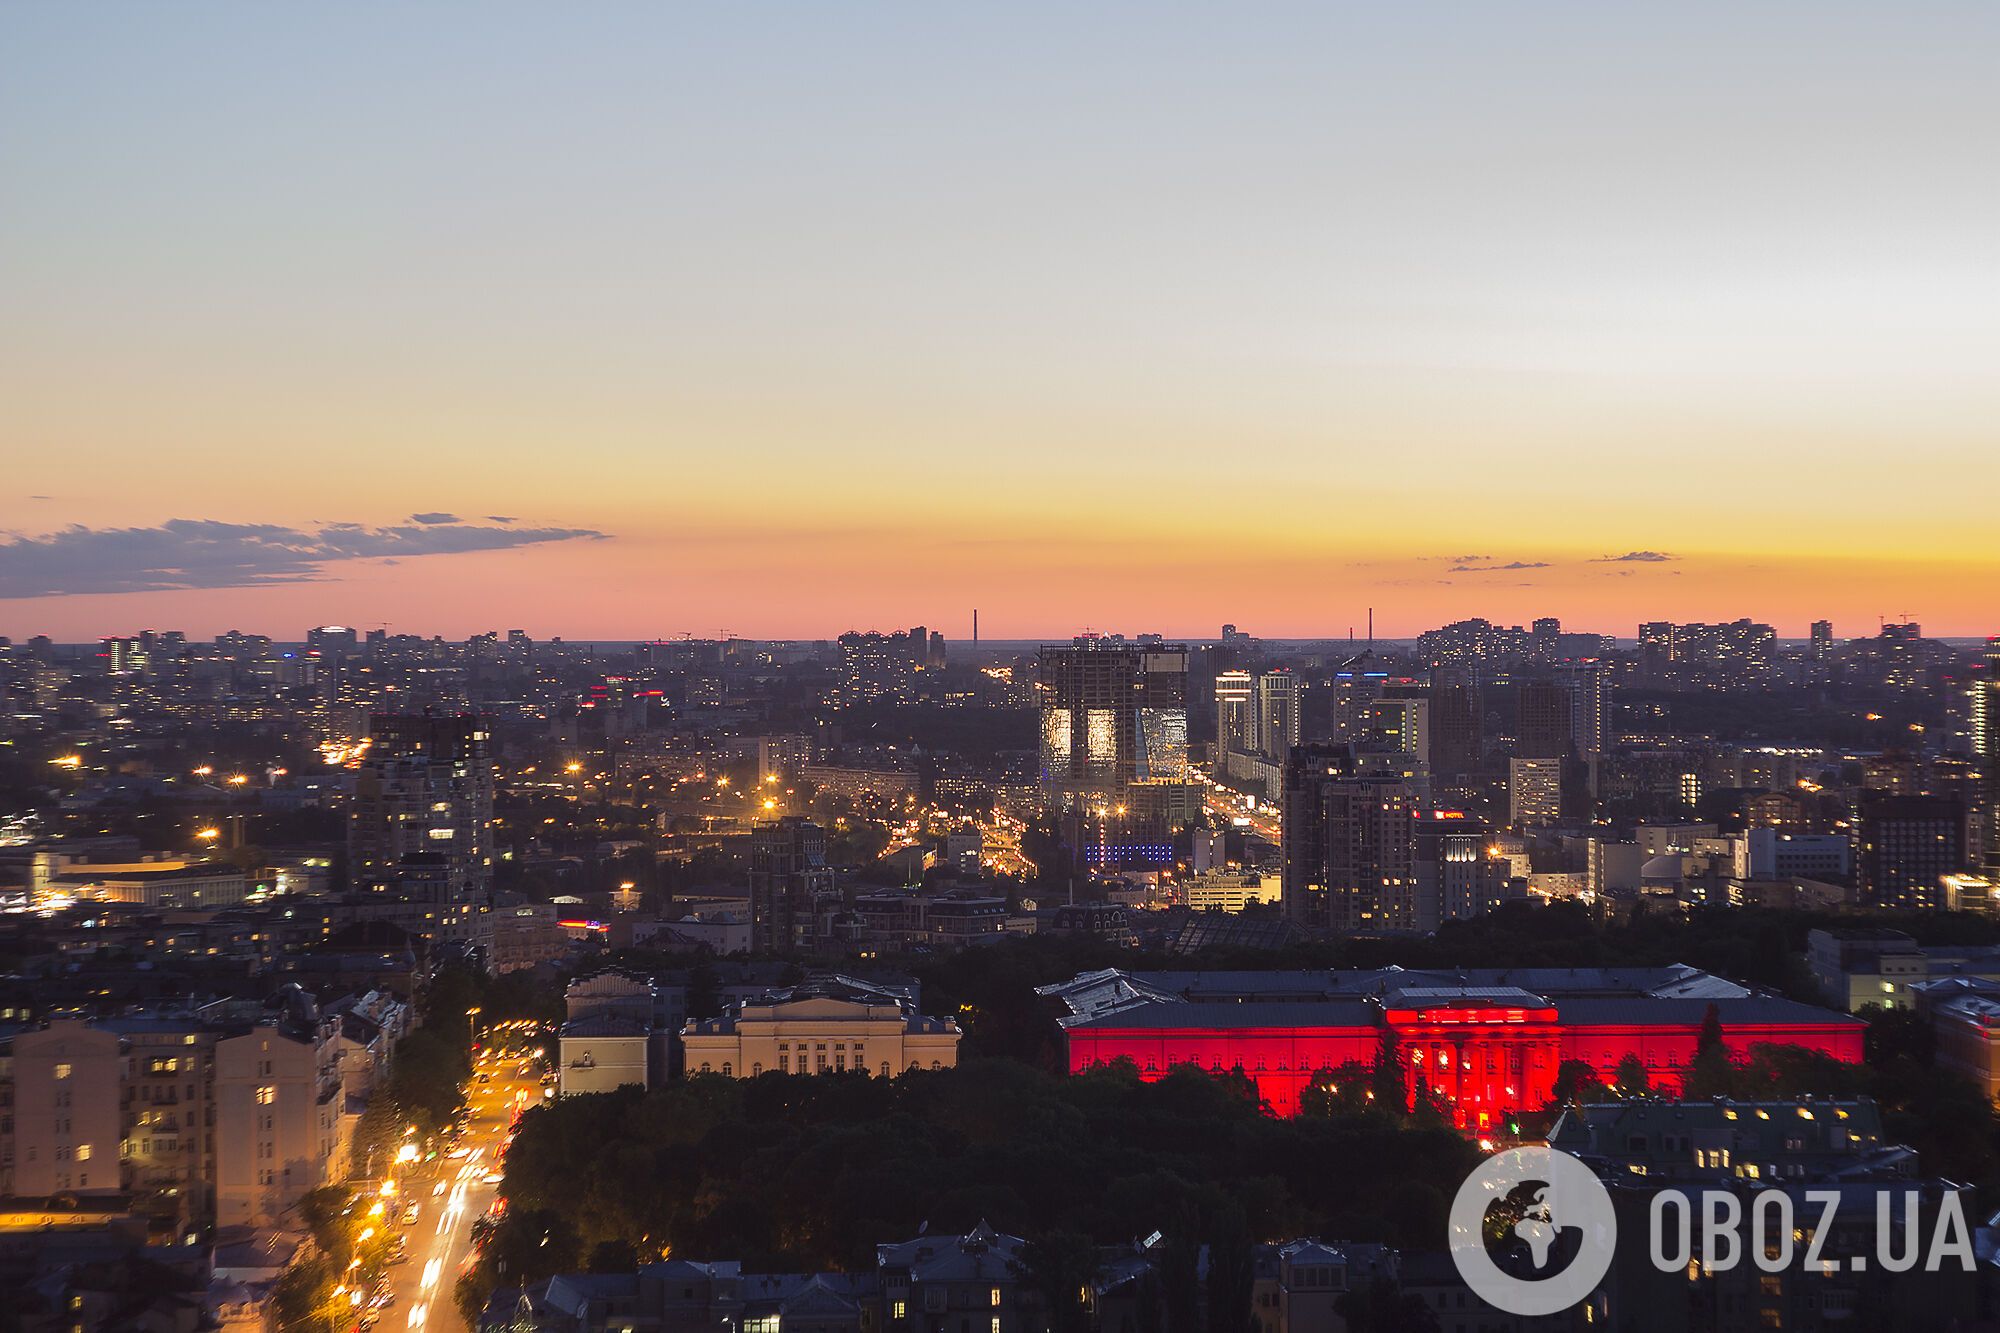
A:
196,827,221,842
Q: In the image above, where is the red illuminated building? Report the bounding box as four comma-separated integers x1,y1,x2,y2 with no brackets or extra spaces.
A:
1041,967,1865,1136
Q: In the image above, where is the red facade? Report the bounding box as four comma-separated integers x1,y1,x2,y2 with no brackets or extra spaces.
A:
1065,1004,1866,1133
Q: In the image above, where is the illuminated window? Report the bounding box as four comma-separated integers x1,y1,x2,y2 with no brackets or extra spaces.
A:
256,1086,275,1105
54,1063,72,1080
76,1144,92,1161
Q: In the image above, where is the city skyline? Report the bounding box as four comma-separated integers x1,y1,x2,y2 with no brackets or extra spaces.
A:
6,3,1998,640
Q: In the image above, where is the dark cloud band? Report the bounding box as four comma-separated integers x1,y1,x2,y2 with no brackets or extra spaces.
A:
0,518,606,598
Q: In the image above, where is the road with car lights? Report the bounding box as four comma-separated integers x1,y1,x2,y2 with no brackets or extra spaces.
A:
380,1052,545,1331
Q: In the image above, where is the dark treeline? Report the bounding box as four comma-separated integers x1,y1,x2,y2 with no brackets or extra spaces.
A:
460,1059,1479,1322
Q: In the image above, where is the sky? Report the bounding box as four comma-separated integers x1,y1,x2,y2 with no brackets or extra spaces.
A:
2,2,1997,642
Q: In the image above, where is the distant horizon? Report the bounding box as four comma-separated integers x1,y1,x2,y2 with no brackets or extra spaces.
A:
14,622,1996,650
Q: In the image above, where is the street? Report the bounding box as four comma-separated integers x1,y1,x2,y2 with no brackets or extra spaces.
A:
381,1054,545,1332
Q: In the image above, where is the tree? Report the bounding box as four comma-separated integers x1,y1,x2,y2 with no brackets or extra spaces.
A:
1370,1028,1409,1116
1158,1225,1203,1333
1017,1231,1099,1333
296,1186,350,1260
1613,1053,1650,1098
1299,1062,1375,1118
1337,1277,1443,1333
1684,1004,1738,1098
272,1254,344,1332
686,957,721,1020
1697,1001,1724,1053
1549,1060,1608,1108
383,1026,469,1132
1204,1206,1257,1333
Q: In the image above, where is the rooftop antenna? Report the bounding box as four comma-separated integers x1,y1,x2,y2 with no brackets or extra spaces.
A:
973,608,978,646
1368,607,1374,649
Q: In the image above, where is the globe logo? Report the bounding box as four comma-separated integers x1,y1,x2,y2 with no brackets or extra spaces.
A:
1448,1146,1617,1316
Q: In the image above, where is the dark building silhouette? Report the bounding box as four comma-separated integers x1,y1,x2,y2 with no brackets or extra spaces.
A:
748,817,839,952
1281,745,1418,935
349,711,493,901
1857,793,1965,910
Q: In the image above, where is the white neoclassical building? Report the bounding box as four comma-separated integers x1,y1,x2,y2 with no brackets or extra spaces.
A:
681,977,960,1079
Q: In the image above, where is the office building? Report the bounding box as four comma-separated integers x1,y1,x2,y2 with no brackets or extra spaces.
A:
1426,666,1482,778
1326,668,1390,743
1515,680,1574,760
1973,639,2000,872
1557,661,1607,762
1214,670,1256,766
1856,793,1966,910
748,817,840,953
349,712,494,901
1255,671,1301,759
1413,810,1500,930
1360,693,1428,767
1280,745,1418,934
1745,828,1851,881
1508,757,1563,828
1037,638,1194,858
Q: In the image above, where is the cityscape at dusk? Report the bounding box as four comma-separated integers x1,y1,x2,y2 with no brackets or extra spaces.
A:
3,5,1998,1333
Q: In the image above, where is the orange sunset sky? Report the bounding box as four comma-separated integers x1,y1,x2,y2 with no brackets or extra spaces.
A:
3,4,1996,642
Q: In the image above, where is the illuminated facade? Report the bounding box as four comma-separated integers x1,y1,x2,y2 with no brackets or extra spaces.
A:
681,978,960,1078
1043,967,1864,1136
1214,670,1255,768
1037,637,1193,863
1508,756,1563,828
1973,639,2000,873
